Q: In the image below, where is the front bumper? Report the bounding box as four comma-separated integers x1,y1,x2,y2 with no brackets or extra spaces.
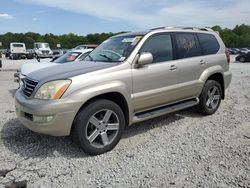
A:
14,89,80,136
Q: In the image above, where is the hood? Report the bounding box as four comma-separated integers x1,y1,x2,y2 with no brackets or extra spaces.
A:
21,63,57,76
27,61,118,83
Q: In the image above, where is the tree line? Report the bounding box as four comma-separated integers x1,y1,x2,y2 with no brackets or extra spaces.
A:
0,24,249,49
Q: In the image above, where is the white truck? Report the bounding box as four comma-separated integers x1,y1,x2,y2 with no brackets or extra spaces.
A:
10,43,28,60
34,42,53,58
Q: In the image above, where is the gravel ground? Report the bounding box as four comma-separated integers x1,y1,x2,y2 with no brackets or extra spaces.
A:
0,57,249,188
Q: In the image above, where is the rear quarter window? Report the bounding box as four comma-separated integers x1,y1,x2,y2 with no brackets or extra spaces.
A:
197,33,220,55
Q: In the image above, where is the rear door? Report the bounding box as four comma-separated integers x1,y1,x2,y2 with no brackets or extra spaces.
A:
172,32,204,99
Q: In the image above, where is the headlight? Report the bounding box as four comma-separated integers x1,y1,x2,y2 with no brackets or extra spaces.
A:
34,80,71,100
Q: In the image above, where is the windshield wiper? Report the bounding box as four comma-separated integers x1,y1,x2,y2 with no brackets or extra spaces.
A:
98,53,113,62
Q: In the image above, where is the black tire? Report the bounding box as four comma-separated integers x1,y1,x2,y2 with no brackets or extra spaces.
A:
71,99,125,155
239,57,245,63
197,80,222,115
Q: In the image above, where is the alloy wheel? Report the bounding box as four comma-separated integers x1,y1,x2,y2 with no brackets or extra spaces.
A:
206,86,220,110
85,109,120,148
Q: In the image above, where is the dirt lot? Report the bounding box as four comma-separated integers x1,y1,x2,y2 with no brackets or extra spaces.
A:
0,57,249,187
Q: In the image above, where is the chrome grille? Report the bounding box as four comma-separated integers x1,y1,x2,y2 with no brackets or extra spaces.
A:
22,77,38,97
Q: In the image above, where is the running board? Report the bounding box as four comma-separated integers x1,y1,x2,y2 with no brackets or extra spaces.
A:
133,98,199,123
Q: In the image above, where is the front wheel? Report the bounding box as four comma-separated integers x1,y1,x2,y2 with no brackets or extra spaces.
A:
71,99,125,155
197,80,222,115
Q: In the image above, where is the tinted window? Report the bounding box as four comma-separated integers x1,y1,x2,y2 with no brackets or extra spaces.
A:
175,33,201,59
197,33,219,55
139,33,173,63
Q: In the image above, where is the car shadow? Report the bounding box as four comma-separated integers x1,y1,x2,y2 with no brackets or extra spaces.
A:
1,108,200,158
1,118,88,159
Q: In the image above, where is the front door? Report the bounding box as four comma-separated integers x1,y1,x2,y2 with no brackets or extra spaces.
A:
132,33,180,112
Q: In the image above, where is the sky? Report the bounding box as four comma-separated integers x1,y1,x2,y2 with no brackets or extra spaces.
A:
0,0,250,35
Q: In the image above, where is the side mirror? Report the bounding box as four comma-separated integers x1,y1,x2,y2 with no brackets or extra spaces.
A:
137,52,153,66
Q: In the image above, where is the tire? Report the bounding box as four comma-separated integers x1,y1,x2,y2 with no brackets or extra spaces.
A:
71,99,125,155
197,80,222,115
239,57,245,63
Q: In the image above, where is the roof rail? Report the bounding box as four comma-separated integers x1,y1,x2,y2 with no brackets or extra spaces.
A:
150,26,214,32
150,26,166,31
182,27,214,31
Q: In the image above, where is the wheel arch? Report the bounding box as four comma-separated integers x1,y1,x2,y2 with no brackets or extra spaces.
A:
206,73,225,99
71,92,130,134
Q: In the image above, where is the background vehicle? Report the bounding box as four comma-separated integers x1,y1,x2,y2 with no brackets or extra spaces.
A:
239,48,250,54
228,48,238,55
34,42,53,58
74,44,98,50
236,52,250,62
51,49,69,61
15,27,232,155
26,49,36,59
14,48,93,85
9,43,28,60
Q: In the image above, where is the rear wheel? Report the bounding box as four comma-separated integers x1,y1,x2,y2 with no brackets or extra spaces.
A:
197,80,222,115
71,99,125,155
239,57,245,62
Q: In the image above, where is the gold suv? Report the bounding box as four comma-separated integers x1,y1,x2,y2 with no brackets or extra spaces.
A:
15,27,232,155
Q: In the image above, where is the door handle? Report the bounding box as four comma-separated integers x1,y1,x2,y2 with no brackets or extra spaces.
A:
200,60,206,65
169,65,177,71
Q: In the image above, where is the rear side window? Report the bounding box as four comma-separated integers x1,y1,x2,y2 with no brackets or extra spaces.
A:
139,33,173,63
175,33,201,59
197,33,220,55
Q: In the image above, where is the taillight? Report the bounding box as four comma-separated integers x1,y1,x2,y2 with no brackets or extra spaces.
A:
225,48,230,63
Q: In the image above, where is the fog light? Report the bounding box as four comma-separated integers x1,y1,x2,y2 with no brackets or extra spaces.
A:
33,115,54,123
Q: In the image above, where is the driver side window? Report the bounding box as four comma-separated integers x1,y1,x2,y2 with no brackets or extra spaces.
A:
139,33,173,63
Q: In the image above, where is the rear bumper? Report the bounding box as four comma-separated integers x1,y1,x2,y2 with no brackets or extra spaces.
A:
224,71,232,89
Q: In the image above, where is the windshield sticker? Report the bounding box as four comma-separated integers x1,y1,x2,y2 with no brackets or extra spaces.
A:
118,56,126,61
131,36,142,46
122,38,136,43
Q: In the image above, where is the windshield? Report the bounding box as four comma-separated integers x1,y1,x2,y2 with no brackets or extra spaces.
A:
53,51,81,64
12,44,24,47
35,43,50,49
85,35,143,62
